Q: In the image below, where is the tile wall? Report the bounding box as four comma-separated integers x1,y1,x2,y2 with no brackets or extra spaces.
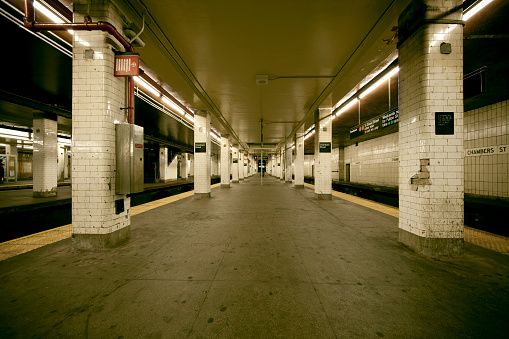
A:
464,100,509,198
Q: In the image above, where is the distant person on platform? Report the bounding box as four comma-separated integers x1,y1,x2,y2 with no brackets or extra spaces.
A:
0,160,4,183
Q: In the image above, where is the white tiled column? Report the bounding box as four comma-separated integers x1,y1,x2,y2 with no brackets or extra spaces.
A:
295,126,305,188
221,134,230,188
72,1,131,249
398,0,464,255
194,110,211,198
33,113,58,197
239,152,245,181
159,147,167,182
243,153,249,178
276,150,281,179
232,145,239,183
285,141,293,183
181,153,188,179
315,108,332,199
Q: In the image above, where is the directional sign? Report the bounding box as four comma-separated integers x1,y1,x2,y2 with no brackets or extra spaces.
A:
114,53,140,76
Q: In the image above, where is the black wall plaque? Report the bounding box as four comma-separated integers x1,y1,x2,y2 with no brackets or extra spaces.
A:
233,158,238,163
435,112,454,135
319,142,332,153
195,142,207,153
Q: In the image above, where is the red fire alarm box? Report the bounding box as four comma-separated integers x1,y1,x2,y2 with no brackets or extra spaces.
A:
114,52,140,77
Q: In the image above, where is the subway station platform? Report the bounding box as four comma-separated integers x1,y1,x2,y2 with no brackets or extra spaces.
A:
1,174,508,338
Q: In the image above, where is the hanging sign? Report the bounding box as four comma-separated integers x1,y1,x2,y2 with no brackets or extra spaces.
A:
114,53,140,77
350,108,398,139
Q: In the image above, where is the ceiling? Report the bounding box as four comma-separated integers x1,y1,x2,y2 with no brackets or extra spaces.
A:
116,0,411,151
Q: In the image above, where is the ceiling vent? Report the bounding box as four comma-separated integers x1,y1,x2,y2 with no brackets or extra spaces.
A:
256,74,269,85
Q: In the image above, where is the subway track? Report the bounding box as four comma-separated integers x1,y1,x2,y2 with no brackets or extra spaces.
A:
0,178,219,243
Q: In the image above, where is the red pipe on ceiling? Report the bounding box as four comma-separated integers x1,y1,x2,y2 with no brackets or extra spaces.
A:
23,0,136,124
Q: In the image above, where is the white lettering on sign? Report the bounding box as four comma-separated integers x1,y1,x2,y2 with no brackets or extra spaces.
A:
465,145,508,157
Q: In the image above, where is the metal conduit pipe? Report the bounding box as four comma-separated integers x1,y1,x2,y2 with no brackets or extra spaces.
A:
23,0,136,124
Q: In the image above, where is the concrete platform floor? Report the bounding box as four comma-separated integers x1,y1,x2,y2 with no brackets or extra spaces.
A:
1,175,508,338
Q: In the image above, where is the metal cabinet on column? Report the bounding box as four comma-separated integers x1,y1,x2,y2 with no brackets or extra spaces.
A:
116,123,144,194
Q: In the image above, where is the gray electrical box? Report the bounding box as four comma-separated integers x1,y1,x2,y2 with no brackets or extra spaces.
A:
116,123,144,194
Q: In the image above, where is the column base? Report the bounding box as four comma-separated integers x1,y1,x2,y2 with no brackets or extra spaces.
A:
194,192,211,199
315,193,332,200
33,187,57,197
232,180,239,183
72,226,131,250
221,184,230,188
399,228,464,255
294,185,304,189
285,180,292,184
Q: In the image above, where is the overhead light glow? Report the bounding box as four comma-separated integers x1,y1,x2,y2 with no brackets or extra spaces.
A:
58,137,72,145
162,96,186,115
0,128,30,139
338,97,360,115
464,0,493,21
185,113,195,123
134,76,160,97
34,1,66,24
359,67,399,99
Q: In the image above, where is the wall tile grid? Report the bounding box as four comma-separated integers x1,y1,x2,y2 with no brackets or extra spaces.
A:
33,118,58,193
72,3,130,235
193,112,211,193
337,99,507,198
464,100,509,197
344,133,399,187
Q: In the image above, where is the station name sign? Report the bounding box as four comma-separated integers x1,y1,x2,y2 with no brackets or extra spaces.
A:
195,142,207,153
350,108,399,139
465,145,508,157
319,142,331,153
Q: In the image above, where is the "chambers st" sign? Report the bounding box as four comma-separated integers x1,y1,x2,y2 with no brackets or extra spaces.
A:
465,145,508,157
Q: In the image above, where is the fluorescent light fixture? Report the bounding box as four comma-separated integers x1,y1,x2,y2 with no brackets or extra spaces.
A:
304,129,315,140
34,1,66,24
338,97,360,115
134,76,160,97
0,128,30,140
162,96,187,116
464,0,493,21
359,67,399,99
185,113,195,123
58,137,72,145
305,124,315,134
